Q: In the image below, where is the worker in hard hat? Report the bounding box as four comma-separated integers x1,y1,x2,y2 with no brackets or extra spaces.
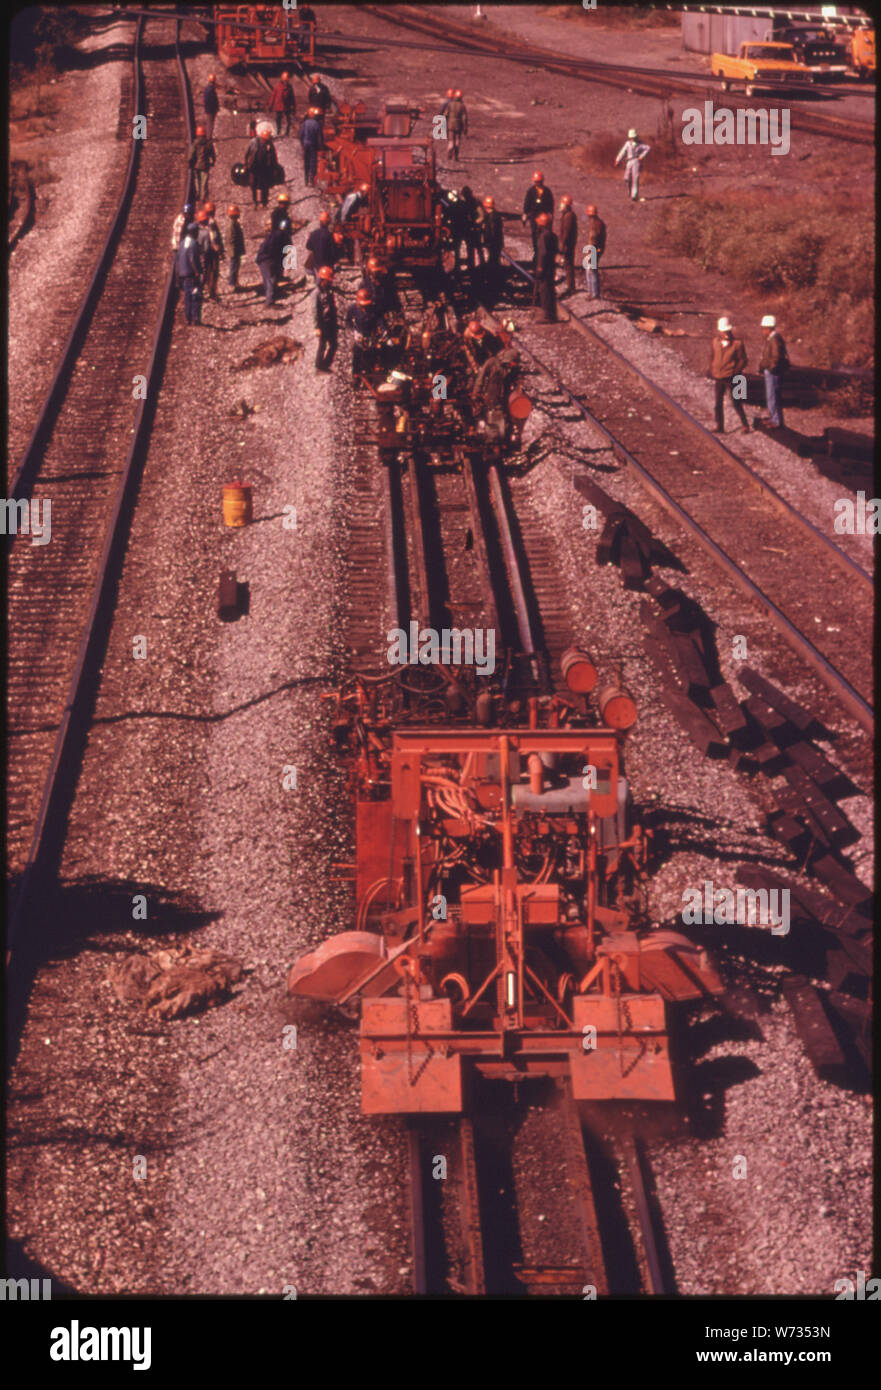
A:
203,74,219,142
314,266,338,373
708,317,749,433
270,71,296,138
614,129,650,202
758,315,790,429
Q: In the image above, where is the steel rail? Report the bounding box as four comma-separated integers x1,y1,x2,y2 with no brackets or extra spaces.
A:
501,252,872,596
9,17,146,511
361,5,873,147
7,18,195,967
406,1124,429,1295
479,275,873,737
621,1135,667,1295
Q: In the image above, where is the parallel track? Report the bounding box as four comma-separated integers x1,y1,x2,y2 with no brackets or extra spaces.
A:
6,15,195,967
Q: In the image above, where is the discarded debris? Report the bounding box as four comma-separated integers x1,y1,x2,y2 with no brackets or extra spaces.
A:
228,398,258,418
232,335,302,372
107,946,246,1020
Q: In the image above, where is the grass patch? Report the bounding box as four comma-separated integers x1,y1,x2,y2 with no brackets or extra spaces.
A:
652,190,874,369
572,121,687,180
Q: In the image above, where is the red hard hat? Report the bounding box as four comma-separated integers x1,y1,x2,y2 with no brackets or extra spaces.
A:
585,204,597,215
366,256,381,272
208,74,216,82
282,71,290,79
559,194,572,207
483,195,494,209
454,89,462,98
308,107,319,117
195,209,208,222
536,212,551,226
466,319,485,335
195,125,205,136
203,200,215,212
359,182,370,193
318,265,334,281
356,287,372,305
532,170,544,183
319,210,330,224
277,190,290,202
227,204,240,217
446,88,454,98
260,129,271,139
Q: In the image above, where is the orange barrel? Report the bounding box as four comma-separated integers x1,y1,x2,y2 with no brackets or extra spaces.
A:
597,681,638,730
223,481,252,527
561,646,597,694
507,389,533,421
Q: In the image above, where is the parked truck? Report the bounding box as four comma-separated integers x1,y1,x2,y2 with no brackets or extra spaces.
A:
774,25,850,80
712,41,817,96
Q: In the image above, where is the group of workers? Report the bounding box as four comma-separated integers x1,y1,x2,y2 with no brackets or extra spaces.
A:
709,315,790,432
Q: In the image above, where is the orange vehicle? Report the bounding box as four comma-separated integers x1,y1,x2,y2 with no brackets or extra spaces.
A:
850,27,875,79
289,706,724,1115
712,41,816,96
214,5,316,70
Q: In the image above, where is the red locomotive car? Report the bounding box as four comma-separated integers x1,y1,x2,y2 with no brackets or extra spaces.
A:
214,4,316,69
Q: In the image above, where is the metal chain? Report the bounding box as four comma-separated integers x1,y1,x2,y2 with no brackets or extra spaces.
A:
612,958,648,1079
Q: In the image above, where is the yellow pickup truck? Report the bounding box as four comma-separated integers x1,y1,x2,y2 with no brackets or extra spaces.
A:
711,42,816,97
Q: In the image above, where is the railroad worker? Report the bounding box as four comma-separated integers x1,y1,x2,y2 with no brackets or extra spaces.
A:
614,129,650,202
534,211,559,322
459,186,481,271
246,128,277,208
172,201,194,253
256,217,284,307
298,4,317,52
314,265,338,373
558,194,578,297
479,195,504,289
201,201,225,300
446,88,468,162
360,256,400,316
473,346,521,444
188,125,216,203
176,220,203,326
522,171,554,268
708,316,749,433
339,181,369,226
583,204,606,298
270,71,296,138
203,74,220,141
305,209,338,282
300,107,324,187
758,315,789,430
226,204,245,291
270,189,293,236
307,74,333,126
346,287,386,380
463,319,502,369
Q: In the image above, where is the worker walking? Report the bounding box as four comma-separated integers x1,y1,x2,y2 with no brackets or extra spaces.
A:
227,204,245,290
708,316,749,433
534,212,558,322
758,315,789,429
558,194,577,296
614,129,650,202
270,72,296,138
300,107,324,187
189,125,216,202
172,201,194,253
446,88,468,162
246,129,277,208
346,287,386,380
176,220,203,326
203,74,219,141
305,209,338,281
522,171,554,268
314,265,338,373
583,204,606,298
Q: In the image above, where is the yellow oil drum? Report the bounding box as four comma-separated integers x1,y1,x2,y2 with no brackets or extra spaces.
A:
507,389,533,421
597,681,638,730
561,646,597,694
223,481,252,527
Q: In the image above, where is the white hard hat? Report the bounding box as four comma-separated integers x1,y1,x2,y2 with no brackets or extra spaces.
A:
627,128,638,139
761,315,776,328
717,316,732,332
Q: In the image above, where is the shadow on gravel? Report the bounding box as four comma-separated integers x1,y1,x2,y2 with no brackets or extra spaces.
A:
5,1238,80,1297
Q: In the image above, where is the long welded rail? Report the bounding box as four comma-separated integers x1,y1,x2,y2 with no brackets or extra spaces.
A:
362,5,872,148
6,19,195,966
483,263,873,738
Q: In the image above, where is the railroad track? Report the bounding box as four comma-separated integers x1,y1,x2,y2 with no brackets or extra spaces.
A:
6,14,194,968
361,5,873,148
407,1080,667,1296
483,255,873,740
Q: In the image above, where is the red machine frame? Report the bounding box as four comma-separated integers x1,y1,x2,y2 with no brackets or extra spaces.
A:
214,5,316,69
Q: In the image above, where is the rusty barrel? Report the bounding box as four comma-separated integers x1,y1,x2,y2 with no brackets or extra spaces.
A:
561,646,597,694
597,680,638,730
223,481,252,527
507,389,533,421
